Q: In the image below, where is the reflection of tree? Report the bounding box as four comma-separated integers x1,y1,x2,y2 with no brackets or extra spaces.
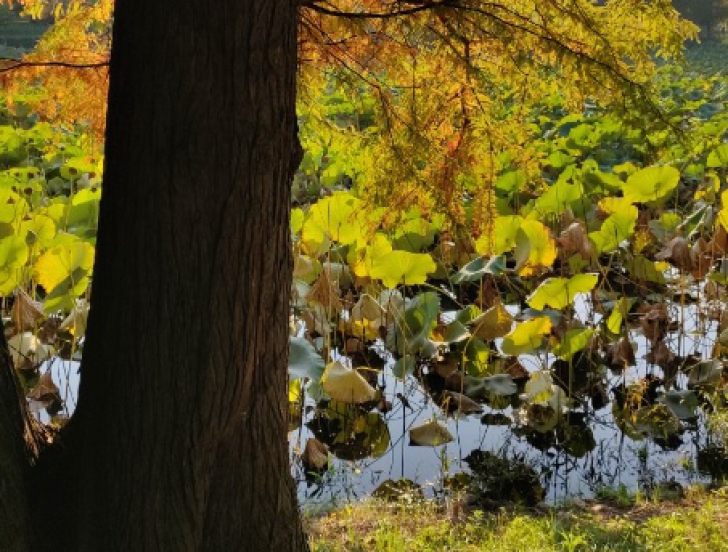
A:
673,0,728,39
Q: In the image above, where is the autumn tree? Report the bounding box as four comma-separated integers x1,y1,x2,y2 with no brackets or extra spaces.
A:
0,1,695,551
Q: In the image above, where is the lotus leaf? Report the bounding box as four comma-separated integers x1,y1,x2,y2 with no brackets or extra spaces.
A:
622,165,680,204
409,419,454,446
501,317,551,356
289,336,326,382
370,250,436,288
322,362,377,404
527,273,598,311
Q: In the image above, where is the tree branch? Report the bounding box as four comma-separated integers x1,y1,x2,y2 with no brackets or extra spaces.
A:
0,57,109,74
302,0,458,19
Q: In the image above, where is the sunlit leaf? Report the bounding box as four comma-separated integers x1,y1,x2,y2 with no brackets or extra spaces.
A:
622,165,679,204
34,240,95,312
302,192,363,254
501,316,551,356
514,220,557,277
370,250,436,288
527,274,598,311
589,206,638,253
553,328,595,361
707,144,728,168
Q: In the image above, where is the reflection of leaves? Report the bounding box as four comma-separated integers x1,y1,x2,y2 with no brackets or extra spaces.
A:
409,419,454,446
310,404,390,461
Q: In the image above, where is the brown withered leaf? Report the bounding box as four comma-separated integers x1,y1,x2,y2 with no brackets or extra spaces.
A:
645,341,675,369
638,303,669,345
307,270,343,311
27,371,61,413
441,390,483,415
690,237,714,280
558,222,592,258
345,338,363,354
10,290,44,333
655,237,693,271
472,300,514,341
606,337,635,370
504,357,530,383
302,438,329,471
711,224,728,256
434,356,459,378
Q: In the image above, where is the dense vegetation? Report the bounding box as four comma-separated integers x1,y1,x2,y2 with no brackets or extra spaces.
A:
3,0,728,543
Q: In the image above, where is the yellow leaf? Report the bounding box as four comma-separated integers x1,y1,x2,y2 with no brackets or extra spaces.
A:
514,220,556,277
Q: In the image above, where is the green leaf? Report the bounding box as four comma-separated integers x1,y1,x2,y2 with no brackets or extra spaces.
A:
707,144,728,168
589,206,638,253
531,180,583,218
392,356,416,378
475,216,522,256
553,328,595,361
0,235,29,294
451,255,506,284
463,337,490,376
501,317,551,356
495,170,526,194
622,166,680,204
34,240,95,313
302,192,363,253
386,292,440,357
606,297,632,336
289,336,326,382
661,390,699,420
443,320,470,344
370,250,436,288
290,208,304,236
527,274,598,311
514,220,557,277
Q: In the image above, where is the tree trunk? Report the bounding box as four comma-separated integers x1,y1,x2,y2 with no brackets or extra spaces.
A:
53,0,307,549
0,334,31,552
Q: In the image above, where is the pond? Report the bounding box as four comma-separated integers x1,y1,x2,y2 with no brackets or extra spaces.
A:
24,290,728,510
287,291,728,508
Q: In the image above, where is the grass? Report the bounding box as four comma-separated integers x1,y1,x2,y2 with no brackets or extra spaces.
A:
306,487,728,551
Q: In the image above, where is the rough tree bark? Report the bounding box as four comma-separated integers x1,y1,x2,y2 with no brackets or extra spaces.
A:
2,0,308,550
0,334,32,552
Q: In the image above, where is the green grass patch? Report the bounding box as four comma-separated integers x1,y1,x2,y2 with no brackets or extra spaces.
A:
307,488,728,551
